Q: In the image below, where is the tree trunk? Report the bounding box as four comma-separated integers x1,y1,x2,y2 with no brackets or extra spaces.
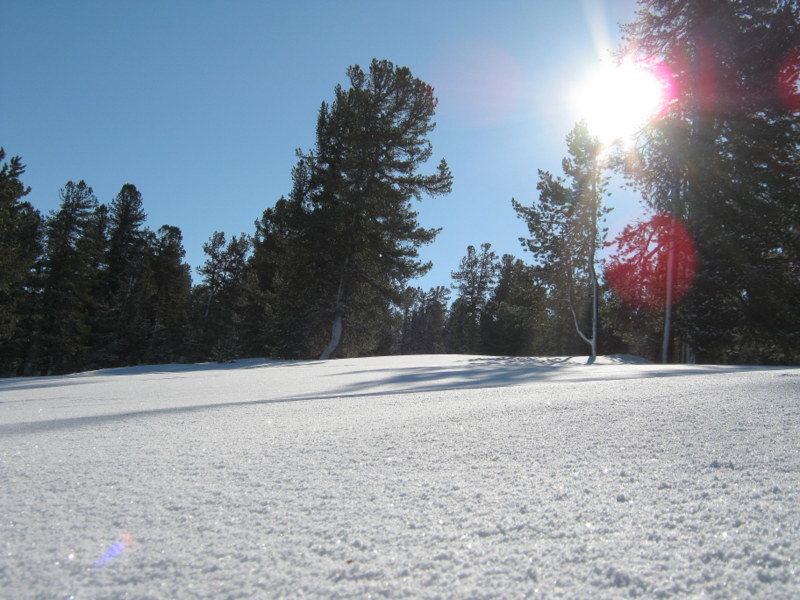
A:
319,268,347,360
588,249,599,365
319,312,344,360
662,176,681,364
661,235,675,364
567,278,596,364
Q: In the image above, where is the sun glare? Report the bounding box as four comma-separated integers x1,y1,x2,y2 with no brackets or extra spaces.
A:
572,57,674,146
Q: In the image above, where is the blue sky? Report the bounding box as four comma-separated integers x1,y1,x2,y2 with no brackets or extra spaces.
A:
1,0,644,290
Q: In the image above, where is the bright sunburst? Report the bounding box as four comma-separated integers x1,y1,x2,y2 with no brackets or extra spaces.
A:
572,57,674,146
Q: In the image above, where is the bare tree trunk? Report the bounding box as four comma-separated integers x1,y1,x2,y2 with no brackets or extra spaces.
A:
320,268,347,360
662,176,680,364
567,279,596,364
661,234,675,364
320,312,344,360
588,250,599,364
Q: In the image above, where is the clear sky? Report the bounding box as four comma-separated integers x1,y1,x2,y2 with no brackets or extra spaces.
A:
1,0,644,290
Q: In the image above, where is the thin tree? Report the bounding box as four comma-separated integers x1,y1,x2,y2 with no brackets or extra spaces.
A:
513,122,609,363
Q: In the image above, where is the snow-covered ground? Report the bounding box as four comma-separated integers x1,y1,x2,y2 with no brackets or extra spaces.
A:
1,354,798,599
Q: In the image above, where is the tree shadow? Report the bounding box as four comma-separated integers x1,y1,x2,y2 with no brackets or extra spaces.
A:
0,355,783,437
0,358,309,394
319,356,747,399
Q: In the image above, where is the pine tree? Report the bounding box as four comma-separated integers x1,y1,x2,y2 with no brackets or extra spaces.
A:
447,243,499,353
0,149,42,375
513,122,609,363
82,203,111,368
145,225,191,363
620,0,800,364
99,184,153,366
37,181,99,373
256,59,452,360
250,197,311,358
400,286,450,354
191,231,250,361
479,255,547,356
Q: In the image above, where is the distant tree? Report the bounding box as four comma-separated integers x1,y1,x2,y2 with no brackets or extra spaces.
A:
400,286,450,354
513,122,609,363
0,149,42,375
254,59,452,360
81,203,111,368
37,181,99,373
96,184,153,366
145,225,191,363
479,255,546,356
191,231,250,361
447,243,498,354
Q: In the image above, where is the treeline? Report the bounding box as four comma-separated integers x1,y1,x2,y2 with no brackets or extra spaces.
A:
0,59,455,376
0,155,586,377
3,0,800,375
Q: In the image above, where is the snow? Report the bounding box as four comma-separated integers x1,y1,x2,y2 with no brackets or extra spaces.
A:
1,354,798,599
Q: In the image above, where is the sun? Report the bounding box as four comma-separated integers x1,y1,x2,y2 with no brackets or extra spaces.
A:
572,57,674,146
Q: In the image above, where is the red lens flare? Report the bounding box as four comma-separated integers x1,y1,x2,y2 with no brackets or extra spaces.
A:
605,214,696,311
777,46,800,113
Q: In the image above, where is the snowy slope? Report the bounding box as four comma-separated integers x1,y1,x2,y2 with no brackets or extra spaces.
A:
1,355,798,599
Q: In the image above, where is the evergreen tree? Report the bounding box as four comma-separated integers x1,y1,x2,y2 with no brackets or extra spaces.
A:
447,243,498,353
37,181,99,373
620,0,800,364
250,191,318,358
98,184,153,365
400,286,450,354
513,122,609,363
0,149,42,375
191,231,250,361
254,59,452,360
479,255,547,356
81,203,111,368
145,225,191,363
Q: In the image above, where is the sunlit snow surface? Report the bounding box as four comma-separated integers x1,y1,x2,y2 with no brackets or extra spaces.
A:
1,354,798,599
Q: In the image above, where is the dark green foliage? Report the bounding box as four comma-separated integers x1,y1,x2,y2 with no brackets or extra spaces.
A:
251,59,451,359
620,0,800,364
190,231,250,361
400,286,450,354
93,184,153,366
145,225,191,363
447,243,498,353
0,149,42,376
479,255,547,356
36,181,99,374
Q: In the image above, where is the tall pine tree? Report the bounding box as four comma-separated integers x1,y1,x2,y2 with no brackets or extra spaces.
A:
253,59,452,359
97,184,153,366
620,0,800,364
37,181,99,374
0,149,42,375
513,122,610,363
145,225,191,363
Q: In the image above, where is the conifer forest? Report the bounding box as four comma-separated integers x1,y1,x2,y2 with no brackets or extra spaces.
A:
2,1,800,376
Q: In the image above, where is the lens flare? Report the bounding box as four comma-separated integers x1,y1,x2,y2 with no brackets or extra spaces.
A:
605,214,696,311
92,530,136,568
573,57,675,145
429,39,524,127
777,46,800,113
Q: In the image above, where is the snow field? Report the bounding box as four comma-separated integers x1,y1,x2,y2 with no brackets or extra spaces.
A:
1,355,799,599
